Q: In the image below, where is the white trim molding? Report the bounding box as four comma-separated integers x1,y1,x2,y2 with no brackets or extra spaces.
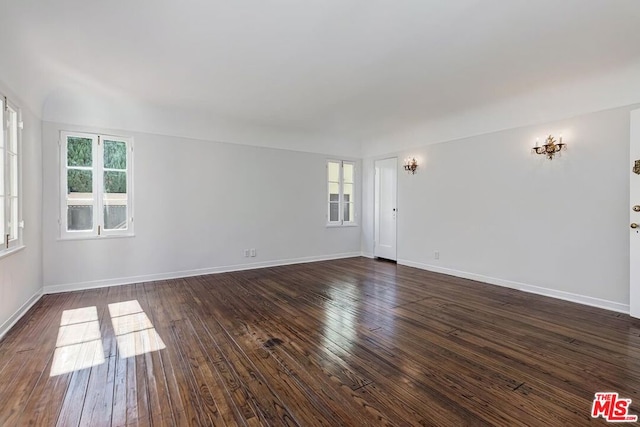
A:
0,289,44,340
398,259,629,314
44,252,362,294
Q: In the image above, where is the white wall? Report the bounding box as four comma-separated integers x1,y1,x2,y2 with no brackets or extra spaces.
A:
0,82,43,338
43,87,361,159
362,106,635,312
362,60,640,158
42,122,361,292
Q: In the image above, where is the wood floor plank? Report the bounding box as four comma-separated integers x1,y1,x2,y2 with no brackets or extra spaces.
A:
1,257,637,425
77,285,116,427
149,280,203,426
55,289,110,427
137,281,179,426
13,290,92,426
185,283,304,425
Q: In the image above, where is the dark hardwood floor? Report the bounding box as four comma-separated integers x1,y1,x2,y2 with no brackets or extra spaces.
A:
1,257,639,426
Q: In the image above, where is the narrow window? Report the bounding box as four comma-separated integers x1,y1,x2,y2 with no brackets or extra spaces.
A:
0,96,22,253
61,132,134,239
327,160,356,226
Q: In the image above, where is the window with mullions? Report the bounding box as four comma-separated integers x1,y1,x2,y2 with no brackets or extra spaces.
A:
327,160,355,225
60,131,134,239
0,96,22,254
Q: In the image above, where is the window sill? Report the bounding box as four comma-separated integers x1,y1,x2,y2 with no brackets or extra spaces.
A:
326,223,359,228
0,244,26,261
58,234,135,242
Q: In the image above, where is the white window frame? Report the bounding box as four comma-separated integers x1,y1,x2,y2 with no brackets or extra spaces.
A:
59,131,134,239
326,159,357,227
0,95,23,256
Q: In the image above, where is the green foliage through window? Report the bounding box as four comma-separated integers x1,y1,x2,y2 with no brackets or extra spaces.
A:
104,140,127,169
104,171,126,193
67,138,128,194
67,169,92,193
67,137,92,167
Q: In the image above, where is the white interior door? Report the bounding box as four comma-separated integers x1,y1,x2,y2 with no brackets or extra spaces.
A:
630,109,640,318
374,158,397,261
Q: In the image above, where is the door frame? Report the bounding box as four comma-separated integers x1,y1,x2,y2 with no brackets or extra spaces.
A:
630,109,640,318
373,157,398,261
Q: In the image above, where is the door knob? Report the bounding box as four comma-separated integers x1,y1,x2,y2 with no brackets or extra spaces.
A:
632,223,639,229
634,205,640,212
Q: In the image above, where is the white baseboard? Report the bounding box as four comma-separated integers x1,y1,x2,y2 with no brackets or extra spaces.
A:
43,252,362,294
0,289,44,340
360,252,375,259
398,259,630,314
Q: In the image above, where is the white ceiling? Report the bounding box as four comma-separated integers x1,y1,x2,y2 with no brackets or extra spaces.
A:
2,0,640,152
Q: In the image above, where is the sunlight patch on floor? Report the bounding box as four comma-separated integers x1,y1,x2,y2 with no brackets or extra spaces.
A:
108,300,166,358
50,307,105,377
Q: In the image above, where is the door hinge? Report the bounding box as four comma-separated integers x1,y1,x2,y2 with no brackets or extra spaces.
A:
98,225,101,236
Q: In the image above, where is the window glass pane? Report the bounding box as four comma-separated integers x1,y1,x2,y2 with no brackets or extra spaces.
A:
328,162,340,182
343,183,353,203
9,197,17,239
104,171,127,193
343,163,354,184
0,100,3,240
8,108,17,153
0,196,4,237
68,169,93,194
67,137,93,167
104,205,128,230
8,153,17,196
344,202,354,223
0,147,4,197
328,182,339,199
329,202,340,222
103,140,127,169
104,191,127,230
67,206,93,231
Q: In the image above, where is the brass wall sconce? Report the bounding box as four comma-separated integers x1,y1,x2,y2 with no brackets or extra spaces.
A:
403,157,418,174
532,135,566,160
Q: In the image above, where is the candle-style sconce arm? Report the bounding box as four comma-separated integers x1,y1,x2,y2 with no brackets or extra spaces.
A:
532,135,566,160
403,157,418,174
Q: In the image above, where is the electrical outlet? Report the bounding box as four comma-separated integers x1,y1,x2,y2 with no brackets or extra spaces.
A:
250,248,256,257
244,249,250,257
434,251,440,260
